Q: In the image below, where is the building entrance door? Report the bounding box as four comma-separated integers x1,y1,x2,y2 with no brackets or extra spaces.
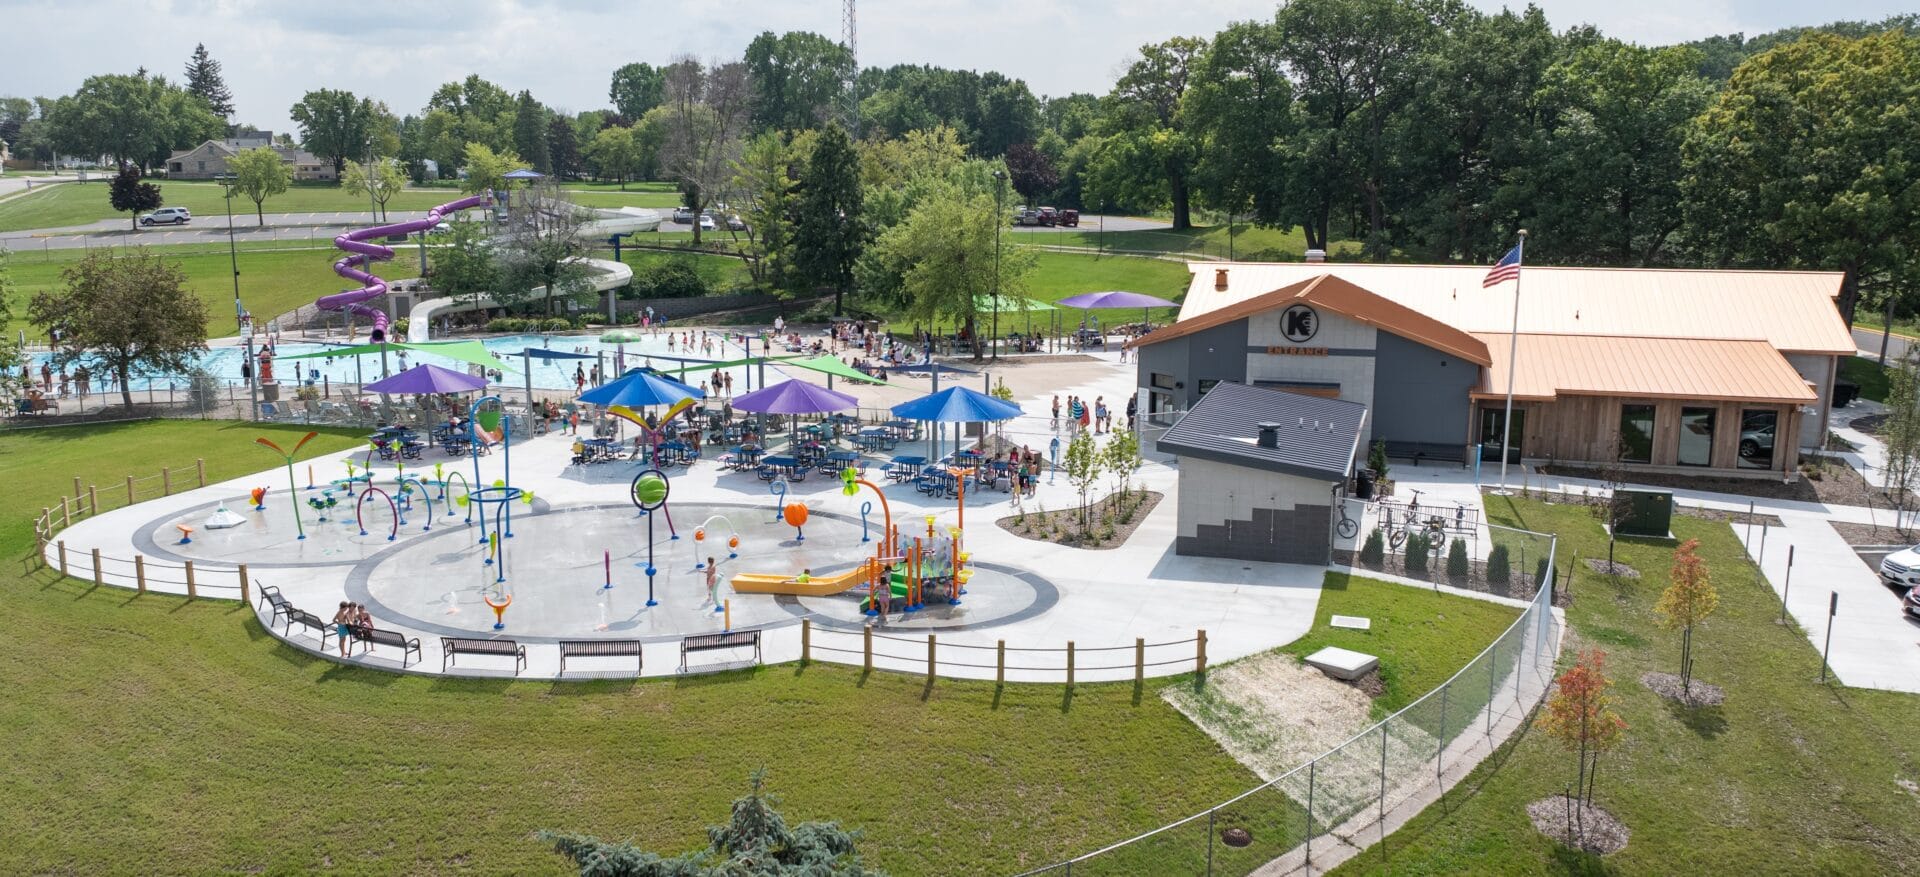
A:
1479,407,1524,464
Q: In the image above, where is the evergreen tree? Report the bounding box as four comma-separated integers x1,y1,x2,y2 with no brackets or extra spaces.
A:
545,115,581,179
791,122,865,312
511,90,551,174
184,43,234,119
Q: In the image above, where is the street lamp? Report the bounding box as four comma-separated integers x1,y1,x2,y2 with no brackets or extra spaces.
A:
991,170,1006,361
220,173,258,421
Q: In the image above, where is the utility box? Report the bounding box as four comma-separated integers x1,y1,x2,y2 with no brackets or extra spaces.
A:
1613,488,1673,538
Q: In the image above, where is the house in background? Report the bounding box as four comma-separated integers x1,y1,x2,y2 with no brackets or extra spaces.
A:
166,130,334,181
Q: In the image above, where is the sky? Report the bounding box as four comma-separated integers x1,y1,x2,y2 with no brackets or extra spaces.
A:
2,0,1910,135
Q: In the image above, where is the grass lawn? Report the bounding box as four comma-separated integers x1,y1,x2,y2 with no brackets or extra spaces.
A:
0,181,453,233
609,248,755,291
1332,497,1920,875
1839,355,1890,403
1283,573,1522,715
0,420,1280,876
6,245,418,338
1010,223,1363,263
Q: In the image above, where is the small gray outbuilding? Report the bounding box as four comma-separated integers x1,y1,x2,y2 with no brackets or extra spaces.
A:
1156,381,1367,566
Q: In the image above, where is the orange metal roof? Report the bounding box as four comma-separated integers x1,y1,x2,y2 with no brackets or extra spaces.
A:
1131,273,1493,366
1181,263,1853,355
1469,333,1817,404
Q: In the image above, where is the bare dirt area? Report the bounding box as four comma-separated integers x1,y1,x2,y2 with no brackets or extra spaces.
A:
1161,651,1380,782
1528,796,1630,855
1640,671,1726,707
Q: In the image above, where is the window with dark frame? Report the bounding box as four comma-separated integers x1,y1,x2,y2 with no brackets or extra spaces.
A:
1619,404,1655,464
1738,409,1778,470
1678,407,1715,467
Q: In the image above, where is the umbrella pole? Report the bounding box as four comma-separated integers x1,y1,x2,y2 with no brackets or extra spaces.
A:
523,350,533,410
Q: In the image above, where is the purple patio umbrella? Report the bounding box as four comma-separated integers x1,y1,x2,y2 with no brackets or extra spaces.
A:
1055,290,1182,337
730,379,860,415
362,363,489,395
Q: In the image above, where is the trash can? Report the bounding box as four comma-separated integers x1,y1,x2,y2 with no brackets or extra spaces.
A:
1354,468,1376,501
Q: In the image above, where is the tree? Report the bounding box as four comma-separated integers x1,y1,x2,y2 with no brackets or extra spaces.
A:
1188,19,1295,238
540,772,880,876
1002,143,1059,201
1656,538,1720,696
183,43,234,119
1103,427,1142,505
658,57,754,246
47,72,218,170
225,146,291,226
861,185,1035,360
427,219,500,308
1062,429,1103,529
583,125,644,188
0,249,23,401
1682,31,1920,322
731,131,802,288
1098,37,1206,229
609,62,667,119
1540,649,1627,807
289,89,393,175
342,158,405,222
791,123,865,312
29,249,208,410
108,163,162,230
460,142,521,196
745,31,855,133
545,115,582,179
496,180,593,316
510,90,551,174
1883,348,1920,526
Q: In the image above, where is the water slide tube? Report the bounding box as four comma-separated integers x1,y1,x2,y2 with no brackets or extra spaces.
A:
319,194,491,342
730,566,871,597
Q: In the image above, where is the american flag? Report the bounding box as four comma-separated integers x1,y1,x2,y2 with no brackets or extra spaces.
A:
1483,245,1522,287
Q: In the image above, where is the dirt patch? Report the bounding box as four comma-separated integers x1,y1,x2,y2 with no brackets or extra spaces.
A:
1344,667,1386,699
1831,520,1920,548
1522,489,1784,527
997,490,1161,551
1528,796,1630,855
1640,671,1726,707
1161,651,1380,781
1584,559,1640,578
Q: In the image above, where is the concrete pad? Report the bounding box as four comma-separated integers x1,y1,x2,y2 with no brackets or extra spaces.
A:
1330,614,1371,630
1304,646,1378,680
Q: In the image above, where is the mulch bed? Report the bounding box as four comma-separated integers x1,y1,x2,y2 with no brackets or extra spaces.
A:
1332,548,1569,606
1523,489,1784,527
1541,454,1887,509
1640,671,1726,707
1528,796,1630,855
1584,559,1640,578
996,490,1162,550
1830,520,1920,547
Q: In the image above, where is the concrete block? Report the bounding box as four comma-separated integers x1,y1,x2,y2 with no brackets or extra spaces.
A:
1330,615,1371,630
1305,646,1379,680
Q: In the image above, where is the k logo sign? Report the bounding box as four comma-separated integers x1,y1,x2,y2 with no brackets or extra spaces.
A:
1281,304,1319,343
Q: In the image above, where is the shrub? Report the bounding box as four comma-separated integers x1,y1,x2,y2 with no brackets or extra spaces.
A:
1368,439,1390,482
1447,538,1470,578
1487,544,1512,583
1404,532,1430,574
392,318,409,338
1360,527,1385,565
541,317,573,332
1536,556,1552,589
632,261,710,299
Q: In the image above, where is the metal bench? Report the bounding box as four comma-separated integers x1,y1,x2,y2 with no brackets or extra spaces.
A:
356,627,424,668
256,583,292,628
558,639,643,675
441,637,527,674
286,608,339,652
680,630,762,672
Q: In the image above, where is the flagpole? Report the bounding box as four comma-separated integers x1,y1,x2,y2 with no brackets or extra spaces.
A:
1495,229,1527,495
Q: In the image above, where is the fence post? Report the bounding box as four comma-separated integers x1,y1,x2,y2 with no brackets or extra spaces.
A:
57,540,67,575
1135,637,1145,686
91,548,102,585
185,560,196,599
1437,684,1449,781
61,499,71,529
237,564,250,604
996,640,1006,685
1305,759,1317,867
126,475,135,505
1067,640,1075,688
801,618,811,664
87,484,97,517
196,458,206,488
1487,641,1499,735
73,475,82,500
162,467,172,496
926,634,937,683
135,556,147,594
1196,629,1208,679
862,626,872,672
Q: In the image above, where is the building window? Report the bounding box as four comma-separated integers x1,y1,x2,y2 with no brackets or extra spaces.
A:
1619,404,1655,464
196,161,205,171
1197,378,1220,397
1738,409,1777,470
1678,407,1714,467
1151,372,1175,391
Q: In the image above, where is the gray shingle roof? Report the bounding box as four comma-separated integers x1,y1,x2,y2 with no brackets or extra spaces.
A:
1156,382,1367,482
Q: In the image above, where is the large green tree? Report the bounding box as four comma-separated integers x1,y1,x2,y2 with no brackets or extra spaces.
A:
609,62,667,119
745,30,854,133
341,158,405,222
1682,31,1920,322
459,143,522,196
545,115,581,179
29,249,208,410
1187,19,1295,234
583,125,644,187
48,72,220,170
792,124,865,311
183,43,234,120
426,219,501,308
731,131,803,288
510,90,550,174
658,57,754,246
107,163,162,230
226,146,292,225
289,88,394,176
863,184,1034,359
1097,37,1206,229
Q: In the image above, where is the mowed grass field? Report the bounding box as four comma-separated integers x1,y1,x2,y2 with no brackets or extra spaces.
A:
0,421,1270,876
0,180,455,233
1330,498,1920,875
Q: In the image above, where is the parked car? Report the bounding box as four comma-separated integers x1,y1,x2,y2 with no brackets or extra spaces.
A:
671,206,695,224
1012,208,1042,226
1035,206,1059,226
1906,583,1920,619
1738,419,1775,460
1058,208,1080,227
141,207,191,226
726,214,748,231
1880,545,1920,588
697,213,717,231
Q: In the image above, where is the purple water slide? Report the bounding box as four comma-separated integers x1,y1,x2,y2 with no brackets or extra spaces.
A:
318,194,491,341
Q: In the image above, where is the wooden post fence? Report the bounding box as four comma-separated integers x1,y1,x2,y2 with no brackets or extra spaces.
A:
237,564,250,605
91,548,102,585
996,640,1006,685
1136,637,1146,686
1196,629,1208,678
801,619,811,663
73,475,82,501
184,560,196,599
126,475,135,505
1067,640,1076,688
135,556,147,594
87,485,97,517
862,626,873,672
196,458,206,488
162,467,172,496
926,634,937,683
57,540,67,576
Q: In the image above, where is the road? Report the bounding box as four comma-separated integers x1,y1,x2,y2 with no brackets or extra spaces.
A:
1853,326,1912,361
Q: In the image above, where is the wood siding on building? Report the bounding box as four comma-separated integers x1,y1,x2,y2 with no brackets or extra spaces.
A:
1484,395,1800,474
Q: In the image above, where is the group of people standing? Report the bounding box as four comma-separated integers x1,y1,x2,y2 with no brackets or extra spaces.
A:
1051,392,1138,435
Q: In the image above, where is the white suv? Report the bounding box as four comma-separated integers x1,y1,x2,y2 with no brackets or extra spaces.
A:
141,207,191,226
1878,545,1920,588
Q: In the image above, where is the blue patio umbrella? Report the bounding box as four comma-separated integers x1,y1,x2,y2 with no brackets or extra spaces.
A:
577,368,705,409
892,386,1023,461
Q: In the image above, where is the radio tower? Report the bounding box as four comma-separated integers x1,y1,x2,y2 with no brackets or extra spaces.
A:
842,0,859,136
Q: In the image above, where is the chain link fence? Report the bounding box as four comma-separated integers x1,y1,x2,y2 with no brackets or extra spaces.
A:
1015,524,1560,876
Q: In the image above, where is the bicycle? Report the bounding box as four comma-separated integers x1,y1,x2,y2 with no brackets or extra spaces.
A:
1335,501,1360,539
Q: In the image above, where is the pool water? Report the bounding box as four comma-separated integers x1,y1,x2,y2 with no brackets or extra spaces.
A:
30,331,797,395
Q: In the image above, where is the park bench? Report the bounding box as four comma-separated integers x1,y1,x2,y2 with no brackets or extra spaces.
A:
355,627,424,668
680,630,761,672
558,640,644,675
285,608,339,651
441,637,527,674
256,583,292,628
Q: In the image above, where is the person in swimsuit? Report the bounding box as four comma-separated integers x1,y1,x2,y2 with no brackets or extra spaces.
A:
331,601,355,657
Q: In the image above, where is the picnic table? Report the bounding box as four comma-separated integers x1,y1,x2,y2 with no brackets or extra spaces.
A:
885,455,926,482
857,428,894,453
579,437,620,464
726,445,764,470
758,454,807,481
885,420,921,441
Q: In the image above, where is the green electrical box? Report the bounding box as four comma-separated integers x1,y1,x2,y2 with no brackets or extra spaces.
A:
1614,489,1674,538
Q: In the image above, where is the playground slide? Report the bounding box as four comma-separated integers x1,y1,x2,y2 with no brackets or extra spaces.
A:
730,567,868,597
320,194,491,342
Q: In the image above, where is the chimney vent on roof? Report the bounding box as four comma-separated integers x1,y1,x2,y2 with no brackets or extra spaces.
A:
1256,422,1281,448
1304,248,1327,263
1214,268,1229,291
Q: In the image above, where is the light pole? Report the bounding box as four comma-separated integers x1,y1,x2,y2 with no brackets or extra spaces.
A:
991,170,1006,361
221,173,258,420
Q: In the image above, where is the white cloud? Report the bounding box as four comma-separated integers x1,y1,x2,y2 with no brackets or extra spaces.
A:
2,0,1910,135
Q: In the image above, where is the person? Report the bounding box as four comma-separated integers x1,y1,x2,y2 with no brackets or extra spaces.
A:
795,568,811,585
705,559,720,605
74,365,89,397
39,362,51,392
1051,395,1061,428
574,364,585,391
1095,396,1109,433
568,409,581,435
331,601,355,657
354,603,374,635
1126,393,1138,430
